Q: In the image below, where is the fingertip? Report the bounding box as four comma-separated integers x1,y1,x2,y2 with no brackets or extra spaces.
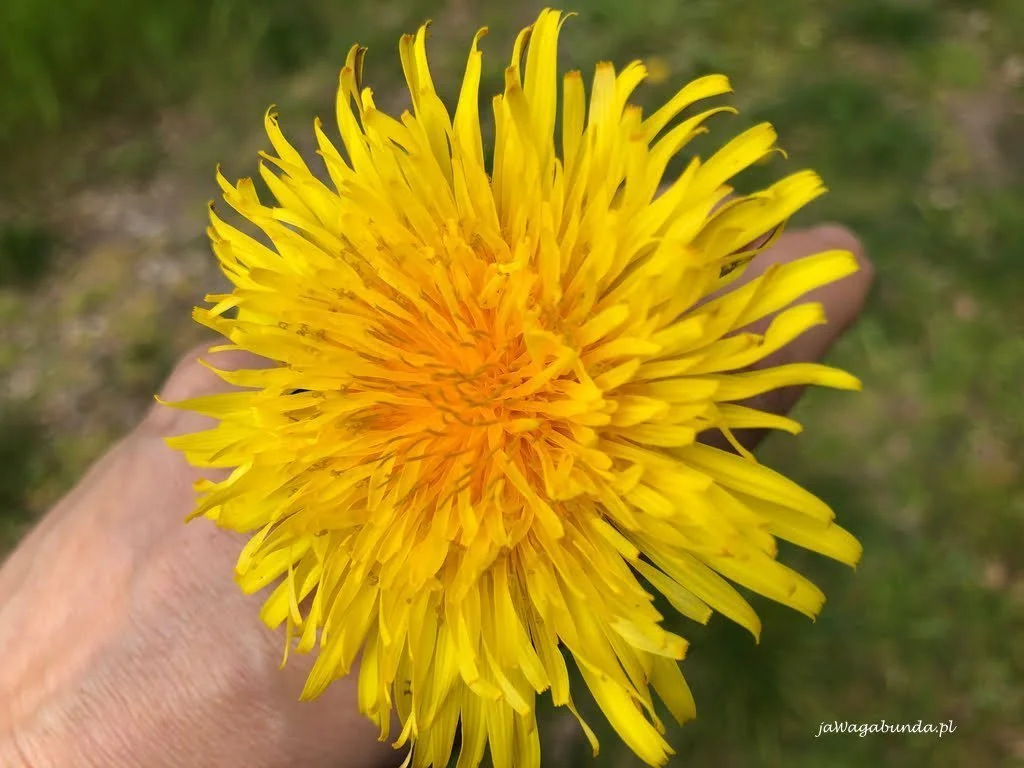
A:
811,223,874,290
809,223,861,253
810,225,874,337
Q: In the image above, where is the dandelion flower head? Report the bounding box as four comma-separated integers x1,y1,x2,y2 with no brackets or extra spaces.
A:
165,9,863,767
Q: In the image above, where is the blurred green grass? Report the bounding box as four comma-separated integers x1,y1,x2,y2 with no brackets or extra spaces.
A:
1,0,1022,765
0,0,345,141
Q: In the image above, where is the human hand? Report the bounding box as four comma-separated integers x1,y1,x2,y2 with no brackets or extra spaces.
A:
0,224,871,768
0,348,400,768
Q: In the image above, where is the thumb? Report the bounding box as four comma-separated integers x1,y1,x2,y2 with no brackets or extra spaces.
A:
708,223,874,452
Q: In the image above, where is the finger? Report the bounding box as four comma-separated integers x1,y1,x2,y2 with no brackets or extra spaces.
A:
704,224,874,452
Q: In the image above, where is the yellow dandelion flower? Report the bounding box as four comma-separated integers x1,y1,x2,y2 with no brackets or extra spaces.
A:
164,9,862,767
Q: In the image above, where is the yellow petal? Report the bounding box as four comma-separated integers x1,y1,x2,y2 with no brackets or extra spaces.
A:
578,662,674,767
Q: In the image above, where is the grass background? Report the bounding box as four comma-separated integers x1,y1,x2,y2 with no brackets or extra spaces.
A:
1,0,1022,765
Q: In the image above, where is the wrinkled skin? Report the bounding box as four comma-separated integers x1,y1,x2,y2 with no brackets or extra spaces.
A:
0,226,871,768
